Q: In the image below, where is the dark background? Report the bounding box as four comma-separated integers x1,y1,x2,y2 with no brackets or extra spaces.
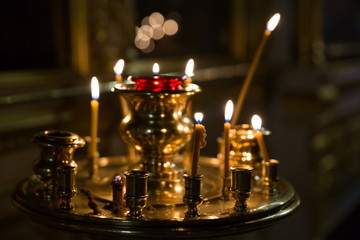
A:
1,0,360,239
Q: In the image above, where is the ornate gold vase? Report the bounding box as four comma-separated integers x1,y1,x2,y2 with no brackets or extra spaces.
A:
115,84,200,179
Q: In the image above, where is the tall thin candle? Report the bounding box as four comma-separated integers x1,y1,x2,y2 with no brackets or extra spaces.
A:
223,100,234,178
90,76,100,159
191,112,206,176
232,13,280,125
251,114,269,162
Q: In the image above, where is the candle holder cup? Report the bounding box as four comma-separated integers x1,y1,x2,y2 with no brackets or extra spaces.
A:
183,174,203,217
32,130,85,201
231,167,253,212
262,159,279,196
125,170,149,218
230,124,270,186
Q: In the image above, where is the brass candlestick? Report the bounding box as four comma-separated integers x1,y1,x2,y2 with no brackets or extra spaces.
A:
57,163,77,210
183,174,203,217
262,159,279,196
32,130,85,201
125,170,149,218
231,167,253,212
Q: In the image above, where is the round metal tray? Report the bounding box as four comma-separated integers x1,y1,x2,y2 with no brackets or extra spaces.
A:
12,156,300,239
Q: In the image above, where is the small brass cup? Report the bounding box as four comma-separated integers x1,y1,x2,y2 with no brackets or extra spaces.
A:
125,170,149,218
183,174,203,217
231,167,253,212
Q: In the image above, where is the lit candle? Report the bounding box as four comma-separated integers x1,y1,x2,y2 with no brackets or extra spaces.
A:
114,59,128,117
184,59,195,173
153,63,160,76
114,59,125,83
184,58,194,85
232,13,281,125
191,112,206,176
251,114,269,162
223,100,234,178
90,76,100,159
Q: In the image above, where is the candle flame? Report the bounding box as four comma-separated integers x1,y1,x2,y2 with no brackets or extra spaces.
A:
266,13,280,32
113,59,125,75
153,63,160,74
91,76,100,100
185,59,194,77
251,114,262,130
224,100,234,122
194,112,203,124
114,175,122,182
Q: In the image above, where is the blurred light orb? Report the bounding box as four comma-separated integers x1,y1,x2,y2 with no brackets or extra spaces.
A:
163,19,178,36
149,12,165,27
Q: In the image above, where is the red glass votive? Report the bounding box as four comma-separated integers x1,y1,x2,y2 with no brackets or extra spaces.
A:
131,76,183,92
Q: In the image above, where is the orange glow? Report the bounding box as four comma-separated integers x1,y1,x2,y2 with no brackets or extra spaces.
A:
152,63,160,74
266,13,280,31
91,77,100,100
113,59,124,75
185,59,194,77
251,114,262,130
224,100,234,122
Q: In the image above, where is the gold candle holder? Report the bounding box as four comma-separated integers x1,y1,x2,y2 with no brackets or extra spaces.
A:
32,130,85,201
183,174,203,217
231,167,253,212
125,170,149,218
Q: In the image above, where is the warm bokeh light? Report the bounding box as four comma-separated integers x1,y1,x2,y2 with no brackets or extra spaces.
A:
163,19,178,36
152,63,160,74
113,59,125,75
266,13,280,31
149,12,165,27
194,112,204,124
138,25,153,41
224,100,234,122
185,59,194,77
135,12,180,53
251,114,262,130
91,76,100,100
152,26,165,40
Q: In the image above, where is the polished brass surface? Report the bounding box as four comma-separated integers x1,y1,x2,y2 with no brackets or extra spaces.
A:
32,130,85,200
125,170,149,218
13,155,300,239
57,164,77,210
231,167,253,212
183,174,203,217
114,83,201,205
115,84,200,179
262,159,279,196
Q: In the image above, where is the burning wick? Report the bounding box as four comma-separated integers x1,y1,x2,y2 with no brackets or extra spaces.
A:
232,13,281,125
251,114,269,162
191,112,206,176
